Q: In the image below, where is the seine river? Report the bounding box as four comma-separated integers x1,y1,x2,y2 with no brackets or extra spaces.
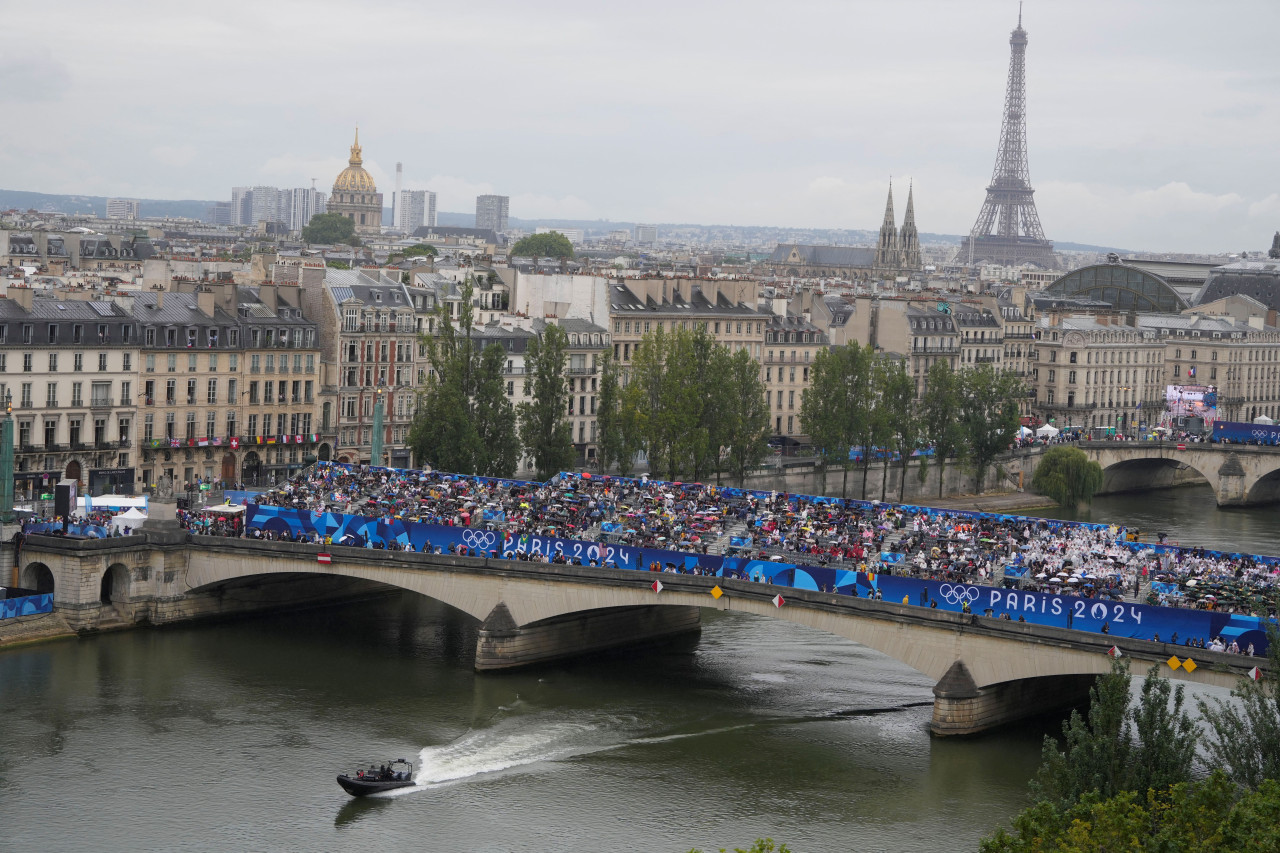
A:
0,484,1270,853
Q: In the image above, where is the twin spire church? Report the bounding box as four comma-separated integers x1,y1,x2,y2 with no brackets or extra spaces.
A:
873,181,922,278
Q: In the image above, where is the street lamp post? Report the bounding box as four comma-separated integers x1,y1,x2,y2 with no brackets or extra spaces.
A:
370,387,386,468
0,391,13,524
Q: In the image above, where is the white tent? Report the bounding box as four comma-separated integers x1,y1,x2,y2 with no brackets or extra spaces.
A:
203,503,245,516
110,507,148,534
1255,415,1275,425
1035,424,1060,438
1018,426,1033,437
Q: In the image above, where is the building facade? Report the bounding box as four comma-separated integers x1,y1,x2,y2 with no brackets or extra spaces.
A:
105,199,139,219
397,189,436,232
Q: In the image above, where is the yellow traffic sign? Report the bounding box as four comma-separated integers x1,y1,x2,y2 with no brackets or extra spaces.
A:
1182,658,1197,673
1167,656,1182,670
710,585,724,600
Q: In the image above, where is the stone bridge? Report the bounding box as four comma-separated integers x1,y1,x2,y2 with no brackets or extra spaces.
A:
1010,441,1280,507
12,529,1265,737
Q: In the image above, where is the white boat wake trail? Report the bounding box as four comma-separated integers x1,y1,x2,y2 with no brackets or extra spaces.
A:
378,714,756,798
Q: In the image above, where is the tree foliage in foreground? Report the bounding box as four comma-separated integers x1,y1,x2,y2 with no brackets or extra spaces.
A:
1032,659,1198,811
983,772,1280,853
688,839,792,853
1198,624,1280,790
1032,445,1105,507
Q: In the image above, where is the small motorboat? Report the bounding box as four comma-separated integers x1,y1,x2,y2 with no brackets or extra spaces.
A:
337,758,415,797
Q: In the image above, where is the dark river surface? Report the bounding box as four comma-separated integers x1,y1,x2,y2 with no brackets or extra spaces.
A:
0,483,1270,853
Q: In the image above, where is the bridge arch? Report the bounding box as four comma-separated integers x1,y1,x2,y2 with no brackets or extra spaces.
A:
1244,465,1280,504
1096,456,1210,495
99,562,130,605
20,561,54,595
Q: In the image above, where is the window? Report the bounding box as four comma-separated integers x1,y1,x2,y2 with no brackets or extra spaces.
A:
72,324,83,344
144,354,153,373
117,417,131,443
186,379,196,405
48,353,57,372
206,411,216,437
228,379,237,403
250,355,260,374
207,379,217,404
167,354,176,372
185,412,196,440
144,414,154,442
209,353,218,372
145,327,155,346
45,383,56,407
71,382,82,406
187,354,196,372
91,382,110,407
228,329,238,347
121,381,131,406
122,353,131,372
165,412,175,440
22,353,31,373
69,418,82,447
248,415,258,439
98,353,108,372
248,382,259,405
264,381,274,404
228,354,238,371
165,379,176,404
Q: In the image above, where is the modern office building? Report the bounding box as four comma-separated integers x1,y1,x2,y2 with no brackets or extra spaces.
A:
105,199,139,220
475,195,509,233
396,189,436,233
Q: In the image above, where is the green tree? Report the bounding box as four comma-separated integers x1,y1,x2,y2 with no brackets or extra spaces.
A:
719,348,771,486
404,243,437,257
595,351,642,476
302,212,360,245
957,365,1024,492
510,232,574,259
919,359,963,498
519,324,576,480
1033,660,1199,811
626,326,701,481
1032,445,1105,507
1199,624,1280,790
799,344,873,498
878,357,921,502
409,276,518,475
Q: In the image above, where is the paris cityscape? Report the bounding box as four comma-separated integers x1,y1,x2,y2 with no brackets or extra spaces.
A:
3,2,1280,852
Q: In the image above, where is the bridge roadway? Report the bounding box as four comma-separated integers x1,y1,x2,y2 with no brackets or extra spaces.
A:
16,530,1265,737
1011,440,1280,507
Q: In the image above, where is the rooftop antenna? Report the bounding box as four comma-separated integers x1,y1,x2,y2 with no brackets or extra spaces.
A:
310,178,317,190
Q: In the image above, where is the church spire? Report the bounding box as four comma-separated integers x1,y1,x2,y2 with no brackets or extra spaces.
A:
899,182,922,271
874,181,900,274
349,127,363,166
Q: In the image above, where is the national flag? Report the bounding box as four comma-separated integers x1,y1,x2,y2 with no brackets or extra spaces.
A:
317,553,332,565
310,433,319,443
772,594,785,608
230,437,240,449
170,439,180,448
1107,645,1122,658
295,435,303,444
266,436,276,444
198,438,209,447
211,437,222,446
651,579,663,594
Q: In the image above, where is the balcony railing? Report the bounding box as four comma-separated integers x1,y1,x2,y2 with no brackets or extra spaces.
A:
912,345,958,354
566,367,596,376
90,397,112,408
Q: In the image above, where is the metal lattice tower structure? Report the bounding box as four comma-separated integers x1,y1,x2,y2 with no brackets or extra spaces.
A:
959,7,1055,269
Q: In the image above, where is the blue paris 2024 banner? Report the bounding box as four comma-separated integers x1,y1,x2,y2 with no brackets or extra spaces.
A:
245,503,1271,655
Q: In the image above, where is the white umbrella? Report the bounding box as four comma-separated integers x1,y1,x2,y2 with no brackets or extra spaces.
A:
1036,424,1060,438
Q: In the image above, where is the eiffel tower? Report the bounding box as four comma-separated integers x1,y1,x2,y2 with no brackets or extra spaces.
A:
959,7,1055,269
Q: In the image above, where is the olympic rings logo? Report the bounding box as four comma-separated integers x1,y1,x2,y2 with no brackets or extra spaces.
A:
938,584,981,605
462,530,498,549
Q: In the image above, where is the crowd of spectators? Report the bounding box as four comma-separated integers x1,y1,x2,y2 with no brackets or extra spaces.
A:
243,463,1280,621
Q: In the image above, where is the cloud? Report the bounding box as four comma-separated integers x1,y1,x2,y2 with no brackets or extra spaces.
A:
0,49,72,103
151,146,198,168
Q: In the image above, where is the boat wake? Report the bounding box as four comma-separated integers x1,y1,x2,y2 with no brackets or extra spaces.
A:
374,699,930,798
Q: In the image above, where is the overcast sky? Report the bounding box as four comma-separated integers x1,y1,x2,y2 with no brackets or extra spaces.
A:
3,0,1278,252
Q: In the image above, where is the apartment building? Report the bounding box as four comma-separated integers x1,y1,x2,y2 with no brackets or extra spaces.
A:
763,313,828,440
0,288,138,499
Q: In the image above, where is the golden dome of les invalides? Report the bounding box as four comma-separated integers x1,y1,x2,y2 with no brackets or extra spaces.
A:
332,128,377,194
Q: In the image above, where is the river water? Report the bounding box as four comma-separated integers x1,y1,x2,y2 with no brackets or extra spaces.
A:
0,483,1271,853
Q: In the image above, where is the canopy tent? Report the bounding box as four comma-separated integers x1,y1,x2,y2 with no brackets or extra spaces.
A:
1255,416,1275,425
84,494,148,512
1035,424,1060,438
202,503,246,516
110,507,148,534
1017,426,1033,438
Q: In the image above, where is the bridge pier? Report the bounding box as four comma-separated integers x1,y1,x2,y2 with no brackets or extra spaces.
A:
929,661,1095,737
474,603,702,671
